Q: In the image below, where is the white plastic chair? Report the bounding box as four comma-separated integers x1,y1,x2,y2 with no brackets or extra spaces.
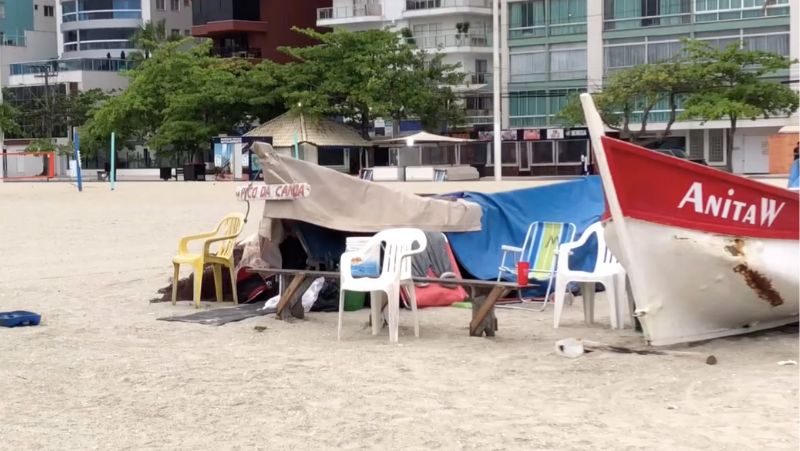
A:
337,228,428,343
553,222,628,329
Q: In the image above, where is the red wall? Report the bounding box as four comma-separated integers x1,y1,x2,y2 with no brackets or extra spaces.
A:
258,0,329,63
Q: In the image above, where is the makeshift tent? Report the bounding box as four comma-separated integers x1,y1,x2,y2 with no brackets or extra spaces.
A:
252,142,481,233
238,142,482,271
445,177,606,295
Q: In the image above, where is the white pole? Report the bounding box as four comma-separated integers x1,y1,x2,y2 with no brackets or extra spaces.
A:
0,42,4,182
492,0,502,181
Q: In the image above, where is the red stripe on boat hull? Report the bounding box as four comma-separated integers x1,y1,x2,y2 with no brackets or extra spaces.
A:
599,136,799,240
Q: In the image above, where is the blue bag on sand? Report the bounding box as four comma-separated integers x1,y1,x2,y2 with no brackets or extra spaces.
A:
0,311,41,327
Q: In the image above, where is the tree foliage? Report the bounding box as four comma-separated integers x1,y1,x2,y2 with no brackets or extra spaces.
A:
679,39,799,164
82,40,284,161
0,98,21,137
280,28,465,137
557,61,693,145
130,20,179,60
82,28,468,162
557,38,799,153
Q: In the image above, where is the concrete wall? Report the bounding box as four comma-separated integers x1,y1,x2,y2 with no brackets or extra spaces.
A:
149,0,193,37
33,0,57,33
0,30,59,85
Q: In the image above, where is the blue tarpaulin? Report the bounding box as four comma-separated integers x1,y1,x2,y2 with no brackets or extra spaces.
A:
789,160,799,189
446,176,606,293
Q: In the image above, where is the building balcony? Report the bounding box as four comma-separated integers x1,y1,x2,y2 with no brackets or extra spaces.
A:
316,4,383,26
0,34,26,47
192,20,269,37
10,58,136,76
465,110,493,125
603,1,789,32
61,9,142,23
403,0,491,17
404,33,492,52
210,46,262,59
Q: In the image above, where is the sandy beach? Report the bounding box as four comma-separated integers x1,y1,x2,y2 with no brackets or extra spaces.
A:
0,181,797,450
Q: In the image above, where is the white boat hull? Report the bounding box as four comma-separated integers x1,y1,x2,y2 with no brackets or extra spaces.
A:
605,219,800,346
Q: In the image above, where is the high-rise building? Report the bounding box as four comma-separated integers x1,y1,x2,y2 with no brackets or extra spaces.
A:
0,0,59,86
7,1,193,95
317,0,495,128
317,0,799,174
191,0,328,62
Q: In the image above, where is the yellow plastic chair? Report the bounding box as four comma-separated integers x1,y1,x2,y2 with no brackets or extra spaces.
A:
171,213,245,308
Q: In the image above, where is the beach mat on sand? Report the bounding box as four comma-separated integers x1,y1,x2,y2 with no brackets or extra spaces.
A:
158,300,275,326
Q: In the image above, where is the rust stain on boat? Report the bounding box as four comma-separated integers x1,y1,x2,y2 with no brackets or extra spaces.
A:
733,264,783,306
725,238,745,257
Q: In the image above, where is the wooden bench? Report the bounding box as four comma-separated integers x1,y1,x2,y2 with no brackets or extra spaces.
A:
248,268,537,338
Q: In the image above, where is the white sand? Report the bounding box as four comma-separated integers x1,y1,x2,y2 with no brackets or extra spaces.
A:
0,181,797,450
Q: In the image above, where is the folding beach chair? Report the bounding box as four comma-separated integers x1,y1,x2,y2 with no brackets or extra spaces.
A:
497,221,577,311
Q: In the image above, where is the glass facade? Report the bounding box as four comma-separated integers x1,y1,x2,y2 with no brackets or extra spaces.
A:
0,0,34,45
63,27,138,52
509,89,584,127
509,0,587,38
62,0,142,22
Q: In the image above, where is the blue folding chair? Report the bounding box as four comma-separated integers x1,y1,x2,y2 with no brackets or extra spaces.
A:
497,221,577,311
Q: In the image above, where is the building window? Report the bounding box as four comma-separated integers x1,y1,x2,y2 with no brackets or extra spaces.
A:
184,0,191,6
531,141,555,165
171,0,179,11
156,0,165,11
549,0,587,35
510,49,547,83
184,29,191,36
509,0,546,37
509,89,584,127
318,148,348,169
43,5,55,16
557,140,587,164
549,44,587,80
604,0,691,30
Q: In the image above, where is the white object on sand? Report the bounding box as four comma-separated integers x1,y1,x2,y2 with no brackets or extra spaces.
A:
555,338,585,358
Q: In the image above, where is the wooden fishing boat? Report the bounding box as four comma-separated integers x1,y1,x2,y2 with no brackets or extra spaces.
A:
580,93,799,346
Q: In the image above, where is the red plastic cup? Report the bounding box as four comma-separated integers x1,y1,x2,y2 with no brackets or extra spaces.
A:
517,261,530,286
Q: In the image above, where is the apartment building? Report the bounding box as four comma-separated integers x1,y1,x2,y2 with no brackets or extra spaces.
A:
317,0,799,174
506,0,797,174
0,0,59,86
5,1,192,97
192,0,327,62
318,0,496,128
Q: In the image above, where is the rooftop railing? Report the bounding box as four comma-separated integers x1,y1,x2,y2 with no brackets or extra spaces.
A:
317,4,382,21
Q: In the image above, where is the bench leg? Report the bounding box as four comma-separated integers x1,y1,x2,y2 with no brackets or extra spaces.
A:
470,286,508,337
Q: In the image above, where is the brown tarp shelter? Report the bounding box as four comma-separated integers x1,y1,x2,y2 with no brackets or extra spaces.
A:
239,142,482,270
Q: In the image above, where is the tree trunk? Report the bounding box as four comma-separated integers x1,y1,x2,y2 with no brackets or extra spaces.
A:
656,93,678,144
726,116,737,173
359,112,370,140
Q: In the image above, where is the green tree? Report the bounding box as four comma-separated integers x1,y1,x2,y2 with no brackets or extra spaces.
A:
0,99,21,137
83,40,284,163
280,28,464,138
557,61,694,145
131,20,175,60
680,39,799,167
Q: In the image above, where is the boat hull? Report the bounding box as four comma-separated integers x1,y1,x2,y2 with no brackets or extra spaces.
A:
605,218,799,346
